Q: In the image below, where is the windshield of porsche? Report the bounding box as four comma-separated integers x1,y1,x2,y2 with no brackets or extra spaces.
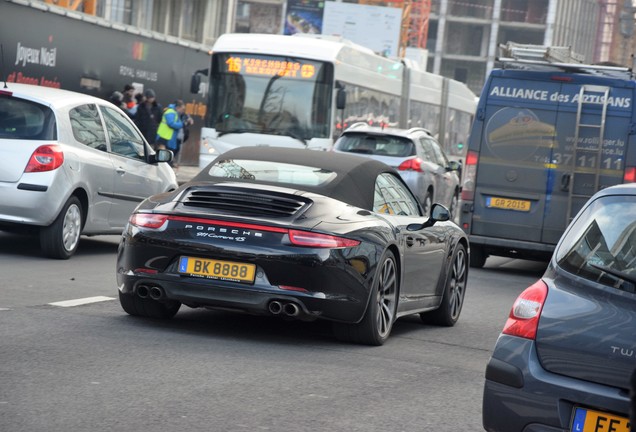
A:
207,159,337,187
556,195,636,293
208,53,333,140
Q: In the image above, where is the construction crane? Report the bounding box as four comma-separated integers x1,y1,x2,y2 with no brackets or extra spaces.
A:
358,0,431,58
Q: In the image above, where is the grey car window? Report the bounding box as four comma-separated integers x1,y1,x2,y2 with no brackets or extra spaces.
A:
374,173,420,216
337,133,415,157
429,139,449,167
101,106,146,161
556,195,636,292
69,104,107,151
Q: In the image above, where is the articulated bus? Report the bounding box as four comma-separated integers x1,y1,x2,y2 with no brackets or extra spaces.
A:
191,33,477,168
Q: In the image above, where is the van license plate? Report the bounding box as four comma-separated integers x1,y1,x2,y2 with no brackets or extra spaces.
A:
570,407,630,432
486,196,531,212
178,256,256,284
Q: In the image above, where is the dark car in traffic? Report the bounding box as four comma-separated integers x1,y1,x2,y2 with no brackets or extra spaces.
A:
483,183,636,431
116,147,469,345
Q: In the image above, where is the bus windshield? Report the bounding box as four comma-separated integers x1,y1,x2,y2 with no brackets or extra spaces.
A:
208,53,333,141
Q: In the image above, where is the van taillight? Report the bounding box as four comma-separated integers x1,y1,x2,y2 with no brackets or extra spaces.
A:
24,145,64,173
461,150,478,201
624,167,636,183
502,280,548,340
398,157,424,172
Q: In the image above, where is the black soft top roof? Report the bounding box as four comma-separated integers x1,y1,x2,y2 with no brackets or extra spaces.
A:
192,146,399,210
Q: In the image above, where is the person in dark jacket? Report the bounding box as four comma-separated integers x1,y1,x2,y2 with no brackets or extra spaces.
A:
133,89,163,147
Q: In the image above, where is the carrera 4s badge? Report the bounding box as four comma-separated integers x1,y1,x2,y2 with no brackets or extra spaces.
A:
184,224,264,242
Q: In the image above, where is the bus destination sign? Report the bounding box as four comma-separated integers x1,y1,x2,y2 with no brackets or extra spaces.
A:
225,56,316,79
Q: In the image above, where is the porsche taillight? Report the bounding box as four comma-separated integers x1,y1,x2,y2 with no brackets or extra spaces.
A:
288,230,360,248
501,280,548,340
24,145,64,173
130,213,169,229
398,157,424,172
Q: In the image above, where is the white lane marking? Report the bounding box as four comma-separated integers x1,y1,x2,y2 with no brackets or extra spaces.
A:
49,296,115,307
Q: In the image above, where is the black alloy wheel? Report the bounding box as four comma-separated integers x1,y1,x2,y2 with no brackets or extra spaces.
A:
333,250,398,346
421,243,468,326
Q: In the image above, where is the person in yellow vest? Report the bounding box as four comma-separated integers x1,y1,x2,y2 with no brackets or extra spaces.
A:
155,100,193,166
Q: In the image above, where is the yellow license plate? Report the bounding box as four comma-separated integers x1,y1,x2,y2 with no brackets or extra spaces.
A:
486,196,531,212
178,256,256,284
571,407,630,432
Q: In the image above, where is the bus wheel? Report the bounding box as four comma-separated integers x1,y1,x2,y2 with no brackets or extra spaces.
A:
470,245,487,268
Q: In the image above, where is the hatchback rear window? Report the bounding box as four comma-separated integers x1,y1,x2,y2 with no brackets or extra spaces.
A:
336,133,415,157
556,195,636,293
0,96,56,140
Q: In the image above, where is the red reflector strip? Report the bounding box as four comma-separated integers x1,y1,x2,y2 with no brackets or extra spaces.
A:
134,268,158,274
279,285,309,293
0,90,13,96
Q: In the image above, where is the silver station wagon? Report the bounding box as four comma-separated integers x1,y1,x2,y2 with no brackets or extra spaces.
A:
0,83,177,259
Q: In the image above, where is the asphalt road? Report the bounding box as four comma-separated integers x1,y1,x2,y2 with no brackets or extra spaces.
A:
0,231,547,432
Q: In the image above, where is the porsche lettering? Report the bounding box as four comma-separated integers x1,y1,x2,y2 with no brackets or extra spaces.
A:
185,224,263,237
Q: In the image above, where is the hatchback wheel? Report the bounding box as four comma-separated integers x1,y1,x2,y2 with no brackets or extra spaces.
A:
333,250,398,345
421,243,467,326
449,192,459,220
40,196,83,259
422,191,433,217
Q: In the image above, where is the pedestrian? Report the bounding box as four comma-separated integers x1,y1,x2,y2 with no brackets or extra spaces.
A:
122,84,135,111
134,89,163,147
108,91,126,110
156,99,193,167
175,110,193,168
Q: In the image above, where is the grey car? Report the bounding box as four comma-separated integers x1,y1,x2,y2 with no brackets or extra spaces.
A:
0,83,177,259
333,124,461,217
482,183,636,432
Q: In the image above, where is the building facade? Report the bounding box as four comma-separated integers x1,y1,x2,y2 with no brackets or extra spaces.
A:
38,0,635,94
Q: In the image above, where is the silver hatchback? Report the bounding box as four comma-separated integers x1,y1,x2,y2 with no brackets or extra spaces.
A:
0,84,177,259
333,124,461,217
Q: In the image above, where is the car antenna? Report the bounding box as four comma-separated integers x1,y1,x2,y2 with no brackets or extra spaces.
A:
0,44,7,89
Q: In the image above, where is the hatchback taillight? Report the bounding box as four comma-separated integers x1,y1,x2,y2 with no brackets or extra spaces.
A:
502,280,548,340
398,158,423,172
24,145,64,173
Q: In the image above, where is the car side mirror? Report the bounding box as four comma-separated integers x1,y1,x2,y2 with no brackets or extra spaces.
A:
407,203,451,230
152,149,173,164
336,87,347,110
190,74,201,94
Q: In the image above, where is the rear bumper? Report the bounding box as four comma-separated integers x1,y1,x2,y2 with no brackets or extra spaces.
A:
0,171,67,226
483,335,630,432
469,234,555,259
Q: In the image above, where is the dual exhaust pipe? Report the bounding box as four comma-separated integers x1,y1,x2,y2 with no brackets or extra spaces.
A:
136,284,164,301
268,300,300,317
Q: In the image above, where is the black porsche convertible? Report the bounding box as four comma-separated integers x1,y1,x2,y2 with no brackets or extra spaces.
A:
116,147,469,345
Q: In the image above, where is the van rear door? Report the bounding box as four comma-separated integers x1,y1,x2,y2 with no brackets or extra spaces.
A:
471,71,634,250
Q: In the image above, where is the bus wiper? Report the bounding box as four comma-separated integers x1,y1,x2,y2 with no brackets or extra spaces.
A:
217,128,252,137
589,262,636,293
